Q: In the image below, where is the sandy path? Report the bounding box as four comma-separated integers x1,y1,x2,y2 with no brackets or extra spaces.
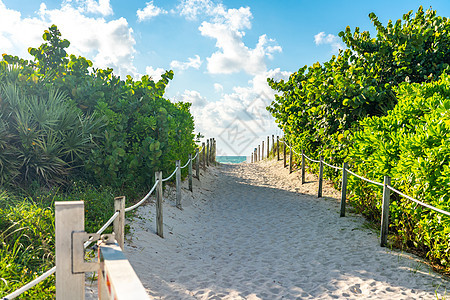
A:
105,159,448,299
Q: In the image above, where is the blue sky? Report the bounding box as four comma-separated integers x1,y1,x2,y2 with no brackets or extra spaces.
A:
1,0,449,155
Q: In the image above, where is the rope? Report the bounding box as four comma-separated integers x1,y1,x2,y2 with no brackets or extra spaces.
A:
180,158,191,169
303,153,320,163
346,169,383,187
162,167,178,182
192,146,203,160
2,266,56,300
386,185,450,217
323,160,343,170
291,148,301,156
5,146,202,298
83,211,120,248
124,180,159,212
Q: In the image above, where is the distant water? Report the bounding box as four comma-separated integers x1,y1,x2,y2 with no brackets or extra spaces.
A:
216,156,248,164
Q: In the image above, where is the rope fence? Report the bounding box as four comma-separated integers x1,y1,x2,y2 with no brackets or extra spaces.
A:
346,169,383,187
251,135,450,248
3,140,215,300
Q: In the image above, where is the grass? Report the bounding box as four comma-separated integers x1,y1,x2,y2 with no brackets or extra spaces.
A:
0,181,121,299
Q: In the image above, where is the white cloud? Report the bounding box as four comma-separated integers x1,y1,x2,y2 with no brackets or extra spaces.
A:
0,1,137,77
200,20,282,75
137,1,167,22
170,55,202,71
84,0,113,16
176,68,291,155
64,0,113,16
176,0,217,20
180,2,281,76
145,66,166,81
213,83,223,93
180,90,208,107
314,32,344,53
173,1,286,153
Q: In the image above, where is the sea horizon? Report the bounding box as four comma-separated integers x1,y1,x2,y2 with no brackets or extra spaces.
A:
216,156,248,164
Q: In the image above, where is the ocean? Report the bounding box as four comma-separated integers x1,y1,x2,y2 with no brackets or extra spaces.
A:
216,156,248,164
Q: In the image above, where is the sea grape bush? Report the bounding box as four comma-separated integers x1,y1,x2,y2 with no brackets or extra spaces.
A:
268,6,450,271
268,6,450,170
347,73,450,267
0,25,196,298
0,25,196,190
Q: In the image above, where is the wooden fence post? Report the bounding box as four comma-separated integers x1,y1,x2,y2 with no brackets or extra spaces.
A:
188,154,193,192
271,135,274,156
380,175,391,247
114,196,125,249
176,160,181,209
289,146,293,174
301,150,305,184
283,141,287,167
277,136,280,161
213,138,216,163
258,145,261,161
206,139,210,167
267,136,270,158
156,171,163,238
340,162,348,217
208,138,212,163
262,141,264,160
318,156,324,198
195,148,200,179
255,148,257,162
202,142,206,169
55,201,85,299
210,138,214,163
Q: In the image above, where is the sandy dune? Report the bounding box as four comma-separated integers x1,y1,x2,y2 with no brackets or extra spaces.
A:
87,159,449,299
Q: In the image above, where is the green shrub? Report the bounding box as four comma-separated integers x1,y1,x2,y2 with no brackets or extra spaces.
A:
0,25,196,192
0,182,118,298
268,6,450,173
347,73,450,268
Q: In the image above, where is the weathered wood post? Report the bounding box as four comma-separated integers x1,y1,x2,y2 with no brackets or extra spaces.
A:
254,148,257,162
211,138,214,163
188,154,193,192
114,196,125,249
55,201,85,299
195,148,200,179
318,156,324,198
262,141,264,160
213,138,216,163
340,162,348,217
380,175,391,247
251,152,253,163
176,160,181,209
206,139,210,167
208,138,212,163
289,146,293,174
267,136,269,158
301,150,305,184
156,171,163,238
283,142,287,167
258,145,261,161
202,142,206,168
272,135,275,156
277,136,280,161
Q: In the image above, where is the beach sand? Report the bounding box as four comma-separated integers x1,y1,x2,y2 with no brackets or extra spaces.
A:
86,158,449,299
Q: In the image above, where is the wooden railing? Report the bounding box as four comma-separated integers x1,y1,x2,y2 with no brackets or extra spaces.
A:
251,135,450,248
2,138,217,300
